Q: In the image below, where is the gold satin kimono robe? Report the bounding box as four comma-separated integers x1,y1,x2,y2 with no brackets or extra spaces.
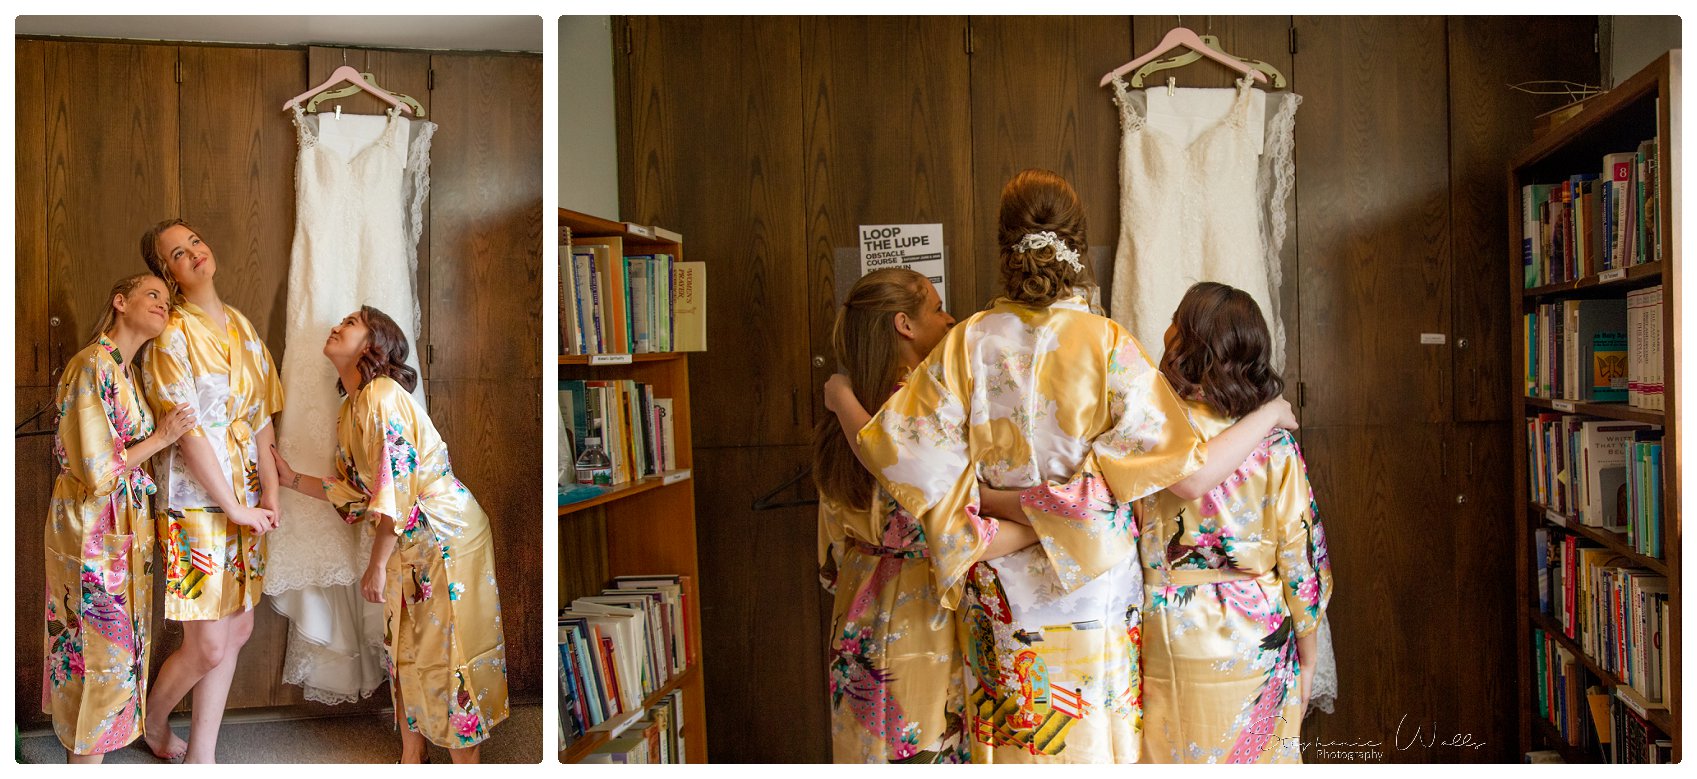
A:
1136,400,1332,763
140,302,283,621
43,337,159,755
819,488,972,763
858,296,1205,763
327,377,509,748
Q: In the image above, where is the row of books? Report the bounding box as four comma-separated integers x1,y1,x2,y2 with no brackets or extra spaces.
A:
1522,293,1666,406
1625,286,1666,410
1533,528,1670,704
560,236,706,356
1621,436,1666,558
560,379,677,489
560,575,693,753
1526,413,1661,539
1608,690,1674,764
1531,628,1596,751
574,689,686,763
1520,136,1661,288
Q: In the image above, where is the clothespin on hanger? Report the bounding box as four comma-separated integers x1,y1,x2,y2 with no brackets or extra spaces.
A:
1167,76,1177,96
335,104,342,120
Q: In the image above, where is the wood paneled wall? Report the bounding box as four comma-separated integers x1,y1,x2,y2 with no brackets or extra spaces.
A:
13,37,542,726
611,16,1600,763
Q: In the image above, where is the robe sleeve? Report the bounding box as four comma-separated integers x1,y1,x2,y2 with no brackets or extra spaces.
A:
140,320,207,439
1090,329,1205,503
346,382,424,535
54,357,128,498
816,501,845,594
855,355,990,612
251,339,284,426
1015,457,1136,593
1268,432,1331,638
326,441,371,524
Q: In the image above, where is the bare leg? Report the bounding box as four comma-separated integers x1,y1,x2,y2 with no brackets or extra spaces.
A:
447,744,482,764
395,672,429,764
144,619,227,760
183,609,254,764
66,751,103,765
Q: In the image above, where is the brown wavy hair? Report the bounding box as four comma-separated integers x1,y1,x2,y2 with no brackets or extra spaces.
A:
1159,282,1284,418
997,168,1093,307
337,305,419,396
812,268,931,511
87,272,164,361
139,218,194,303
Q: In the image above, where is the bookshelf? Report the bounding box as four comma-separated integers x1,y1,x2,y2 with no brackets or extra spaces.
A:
559,207,707,763
1509,52,1680,763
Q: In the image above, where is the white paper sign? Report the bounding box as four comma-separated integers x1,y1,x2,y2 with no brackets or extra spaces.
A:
859,223,946,303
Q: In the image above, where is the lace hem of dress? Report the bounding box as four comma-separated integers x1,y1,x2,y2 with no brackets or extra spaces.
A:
1305,612,1338,716
282,624,386,706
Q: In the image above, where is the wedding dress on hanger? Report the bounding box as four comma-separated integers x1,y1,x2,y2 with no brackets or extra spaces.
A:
1108,76,1336,715
267,106,435,704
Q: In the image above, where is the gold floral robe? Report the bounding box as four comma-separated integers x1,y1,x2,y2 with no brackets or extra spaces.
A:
819,488,971,763
1136,400,1332,763
858,296,1205,763
140,302,283,621
43,337,158,755
327,376,509,748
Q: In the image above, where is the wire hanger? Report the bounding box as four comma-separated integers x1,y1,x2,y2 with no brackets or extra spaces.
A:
306,70,426,117
751,465,818,511
1128,32,1286,89
282,64,415,115
1100,25,1270,89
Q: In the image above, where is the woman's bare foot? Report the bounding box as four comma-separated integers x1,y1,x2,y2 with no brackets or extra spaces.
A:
144,724,188,761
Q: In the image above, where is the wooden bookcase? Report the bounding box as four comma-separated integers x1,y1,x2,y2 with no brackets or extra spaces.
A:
558,207,707,763
1509,52,1681,763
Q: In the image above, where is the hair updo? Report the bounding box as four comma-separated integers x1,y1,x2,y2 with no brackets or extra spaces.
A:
997,168,1092,307
337,305,419,396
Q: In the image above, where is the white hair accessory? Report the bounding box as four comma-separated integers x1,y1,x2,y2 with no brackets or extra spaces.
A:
1013,231,1084,273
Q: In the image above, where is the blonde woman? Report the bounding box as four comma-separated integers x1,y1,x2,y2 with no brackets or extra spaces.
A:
138,219,284,763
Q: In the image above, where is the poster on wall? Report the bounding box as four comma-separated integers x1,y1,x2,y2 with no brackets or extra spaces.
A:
858,223,946,303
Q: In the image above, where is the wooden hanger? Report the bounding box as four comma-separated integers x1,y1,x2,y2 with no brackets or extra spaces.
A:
751,465,818,511
305,70,427,117
1100,27,1269,88
282,65,414,115
1128,33,1286,89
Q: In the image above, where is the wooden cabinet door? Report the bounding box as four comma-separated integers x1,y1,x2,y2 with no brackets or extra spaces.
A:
623,16,811,450
179,45,305,364
17,40,49,386
44,40,179,381
1293,16,1451,428
427,52,544,383
799,15,975,430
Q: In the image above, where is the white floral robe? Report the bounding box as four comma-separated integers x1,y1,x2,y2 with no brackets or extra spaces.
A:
858,295,1205,763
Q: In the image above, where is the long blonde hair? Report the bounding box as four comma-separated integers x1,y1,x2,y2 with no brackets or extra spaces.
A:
812,268,931,510
87,272,164,361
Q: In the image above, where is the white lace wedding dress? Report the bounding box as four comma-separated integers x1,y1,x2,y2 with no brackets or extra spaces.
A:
1108,78,1337,715
269,106,434,704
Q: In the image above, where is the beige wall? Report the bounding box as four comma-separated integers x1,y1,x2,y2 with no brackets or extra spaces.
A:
560,15,619,219
1606,15,1681,86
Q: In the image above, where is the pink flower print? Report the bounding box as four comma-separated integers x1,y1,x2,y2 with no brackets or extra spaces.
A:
451,711,482,739
68,651,85,677
1295,576,1320,605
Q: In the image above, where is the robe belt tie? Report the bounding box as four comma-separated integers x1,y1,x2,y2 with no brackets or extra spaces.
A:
850,540,928,559
1145,567,1258,586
